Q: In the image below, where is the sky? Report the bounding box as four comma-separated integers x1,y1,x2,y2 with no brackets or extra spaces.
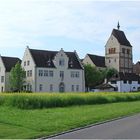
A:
0,0,140,63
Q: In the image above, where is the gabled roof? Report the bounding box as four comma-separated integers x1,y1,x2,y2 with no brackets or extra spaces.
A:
87,54,105,68
110,72,140,82
112,29,132,47
1,56,21,72
29,49,83,69
95,83,115,89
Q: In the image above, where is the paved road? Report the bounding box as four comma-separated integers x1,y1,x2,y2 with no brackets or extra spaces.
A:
51,114,140,139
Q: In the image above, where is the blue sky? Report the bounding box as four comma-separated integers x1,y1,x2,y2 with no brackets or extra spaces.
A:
0,0,140,63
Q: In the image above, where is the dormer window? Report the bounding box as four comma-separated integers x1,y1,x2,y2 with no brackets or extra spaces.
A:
59,58,65,66
47,59,51,66
69,60,73,68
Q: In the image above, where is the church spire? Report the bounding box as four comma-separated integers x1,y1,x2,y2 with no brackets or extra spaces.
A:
117,21,120,30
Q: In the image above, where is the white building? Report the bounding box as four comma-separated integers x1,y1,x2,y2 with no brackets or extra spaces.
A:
0,55,21,92
108,72,140,92
22,46,85,92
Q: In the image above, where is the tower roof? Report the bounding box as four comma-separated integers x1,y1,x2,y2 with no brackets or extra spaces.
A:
112,29,132,47
117,21,120,30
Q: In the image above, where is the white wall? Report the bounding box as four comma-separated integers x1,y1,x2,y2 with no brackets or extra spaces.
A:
21,47,36,92
22,47,85,93
109,80,140,92
94,88,114,92
35,68,84,92
0,56,6,92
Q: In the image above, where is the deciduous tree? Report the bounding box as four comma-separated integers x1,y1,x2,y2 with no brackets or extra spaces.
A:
84,64,103,91
9,62,26,92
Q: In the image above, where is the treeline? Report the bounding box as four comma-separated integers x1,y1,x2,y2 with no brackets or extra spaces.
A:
84,64,117,91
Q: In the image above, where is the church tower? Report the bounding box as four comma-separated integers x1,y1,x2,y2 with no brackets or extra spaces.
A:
105,22,133,73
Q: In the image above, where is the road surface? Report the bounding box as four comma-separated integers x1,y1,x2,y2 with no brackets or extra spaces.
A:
51,113,140,139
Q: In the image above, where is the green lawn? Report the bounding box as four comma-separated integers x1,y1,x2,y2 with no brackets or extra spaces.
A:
1,101,140,139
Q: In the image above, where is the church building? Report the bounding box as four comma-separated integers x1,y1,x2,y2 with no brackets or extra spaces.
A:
105,22,133,73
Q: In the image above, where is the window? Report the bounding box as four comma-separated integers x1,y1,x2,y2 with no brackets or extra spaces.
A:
27,70,32,77
72,85,74,92
27,61,30,66
122,48,125,54
60,71,64,79
71,71,80,78
127,49,130,54
39,70,43,76
50,84,53,92
59,58,65,66
44,70,48,76
123,80,127,84
129,80,132,84
114,59,116,62
39,84,43,91
109,59,111,63
109,48,116,54
24,61,26,66
26,84,32,91
27,84,30,91
76,85,79,91
49,71,53,77
27,70,30,77
75,72,79,78
1,76,4,83
71,71,75,78
30,85,32,91
30,70,32,77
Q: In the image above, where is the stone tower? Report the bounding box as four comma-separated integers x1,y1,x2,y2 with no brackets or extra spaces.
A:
105,23,133,73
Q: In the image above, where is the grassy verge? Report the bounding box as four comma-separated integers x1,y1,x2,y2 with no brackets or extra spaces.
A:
1,101,140,138
1,92,140,109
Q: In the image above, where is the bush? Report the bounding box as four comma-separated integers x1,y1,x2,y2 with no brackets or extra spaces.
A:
1,92,140,109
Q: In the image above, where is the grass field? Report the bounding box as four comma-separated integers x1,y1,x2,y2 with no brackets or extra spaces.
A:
1,92,140,109
1,101,140,138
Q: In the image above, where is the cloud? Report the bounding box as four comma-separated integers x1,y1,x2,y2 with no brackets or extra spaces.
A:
0,0,140,62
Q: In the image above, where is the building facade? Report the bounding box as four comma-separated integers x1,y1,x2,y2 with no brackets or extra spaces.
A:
22,47,85,92
105,27,133,73
0,55,21,92
108,72,140,92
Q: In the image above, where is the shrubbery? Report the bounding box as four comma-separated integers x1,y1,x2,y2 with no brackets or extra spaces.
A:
1,92,140,109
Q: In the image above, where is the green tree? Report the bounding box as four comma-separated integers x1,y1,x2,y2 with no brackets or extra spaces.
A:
9,62,26,92
105,68,118,81
84,64,103,91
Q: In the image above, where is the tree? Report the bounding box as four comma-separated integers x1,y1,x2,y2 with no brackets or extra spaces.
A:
84,64,103,91
105,68,118,81
9,62,26,92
